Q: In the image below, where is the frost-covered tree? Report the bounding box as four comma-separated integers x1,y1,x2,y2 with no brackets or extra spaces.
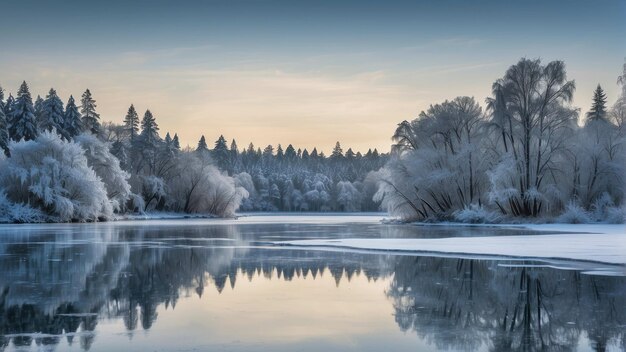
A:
167,151,247,216
374,96,487,220
213,135,229,170
586,85,608,122
0,131,112,221
34,95,44,126
123,104,139,142
80,89,101,135
40,88,66,137
331,141,343,159
172,133,181,151
64,95,82,137
196,135,208,153
9,81,38,141
487,59,576,217
3,94,14,120
0,87,8,156
75,133,132,212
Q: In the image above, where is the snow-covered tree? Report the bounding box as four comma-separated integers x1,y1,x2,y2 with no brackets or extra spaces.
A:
9,81,38,141
40,88,66,137
123,104,139,142
64,95,82,138
0,131,112,221
197,135,209,153
0,87,8,156
80,89,101,135
75,133,132,212
213,135,229,169
586,84,608,122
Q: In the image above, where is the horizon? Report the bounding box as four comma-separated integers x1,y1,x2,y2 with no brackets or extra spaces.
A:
1,0,625,152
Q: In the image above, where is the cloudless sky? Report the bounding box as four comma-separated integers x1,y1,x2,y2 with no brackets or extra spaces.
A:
0,0,624,152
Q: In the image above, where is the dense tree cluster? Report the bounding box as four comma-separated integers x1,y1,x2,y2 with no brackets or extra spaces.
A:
373,58,626,222
214,139,387,211
0,82,246,222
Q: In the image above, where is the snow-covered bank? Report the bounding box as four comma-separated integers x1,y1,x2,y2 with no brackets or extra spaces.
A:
276,223,626,266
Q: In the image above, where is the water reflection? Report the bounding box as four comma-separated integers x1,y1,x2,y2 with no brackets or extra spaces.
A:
0,220,623,351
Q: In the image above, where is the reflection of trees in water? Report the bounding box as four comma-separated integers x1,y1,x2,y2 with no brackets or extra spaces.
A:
388,257,626,351
0,225,624,352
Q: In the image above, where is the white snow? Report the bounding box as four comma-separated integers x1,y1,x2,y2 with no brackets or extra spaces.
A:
277,223,626,265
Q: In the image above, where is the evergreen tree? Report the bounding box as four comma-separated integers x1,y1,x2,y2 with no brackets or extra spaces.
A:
331,141,343,159
213,135,229,169
9,81,38,141
276,144,284,160
124,104,139,141
302,148,310,159
64,95,82,137
310,147,318,158
230,139,239,154
0,87,8,156
140,109,160,146
34,95,44,127
197,135,209,153
3,94,14,119
285,144,296,160
80,89,101,134
172,133,181,151
263,145,274,158
40,88,66,137
586,84,608,122
345,148,355,160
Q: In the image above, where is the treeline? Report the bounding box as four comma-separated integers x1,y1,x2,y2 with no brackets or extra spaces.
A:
373,58,626,223
206,138,387,211
0,81,386,222
0,83,247,222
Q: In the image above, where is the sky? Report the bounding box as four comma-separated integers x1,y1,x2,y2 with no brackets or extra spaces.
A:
0,0,624,153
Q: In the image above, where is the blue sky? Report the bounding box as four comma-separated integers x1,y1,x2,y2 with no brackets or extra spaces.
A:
1,0,624,152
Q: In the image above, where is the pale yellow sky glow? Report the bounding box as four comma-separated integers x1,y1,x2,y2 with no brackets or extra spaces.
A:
1,47,622,153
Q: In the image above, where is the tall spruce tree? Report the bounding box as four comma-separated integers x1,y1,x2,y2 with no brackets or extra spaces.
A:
64,95,82,137
34,95,44,127
40,88,66,137
586,84,608,122
124,104,139,141
9,81,38,141
213,135,229,168
197,135,209,152
172,133,181,151
4,94,14,120
80,89,101,134
0,87,8,155
139,109,160,146
331,141,343,159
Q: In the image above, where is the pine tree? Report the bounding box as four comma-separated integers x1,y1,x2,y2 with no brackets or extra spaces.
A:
9,81,38,141
40,88,66,137
331,141,343,159
345,148,355,160
213,135,229,169
230,139,239,154
197,135,209,153
124,104,139,141
64,95,82,137
80,89,101,134
285,144,296,160
276,144,284,160
586,84,608,122
0,87,8,156
172,133,181,151
4,94,14,120
34,95,44,127
140,109,160,146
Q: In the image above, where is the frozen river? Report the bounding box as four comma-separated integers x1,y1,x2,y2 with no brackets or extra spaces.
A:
0,215,624,351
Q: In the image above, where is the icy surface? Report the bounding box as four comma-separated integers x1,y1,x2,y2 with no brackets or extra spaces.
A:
277,222,626,265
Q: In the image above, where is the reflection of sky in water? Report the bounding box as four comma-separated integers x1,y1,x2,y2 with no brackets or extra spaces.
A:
0,216,624,351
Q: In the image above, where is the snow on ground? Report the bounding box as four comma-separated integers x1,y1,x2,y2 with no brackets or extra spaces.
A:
277,223,626,266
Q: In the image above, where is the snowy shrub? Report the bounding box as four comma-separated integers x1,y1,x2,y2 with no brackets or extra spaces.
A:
141,175,166,210
167,152,248,217
0,192,46,223
453,204,501,224
604,206,626,224
556,202,593,224
0,131,112,221
335,181,362,211
75,133,131,212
